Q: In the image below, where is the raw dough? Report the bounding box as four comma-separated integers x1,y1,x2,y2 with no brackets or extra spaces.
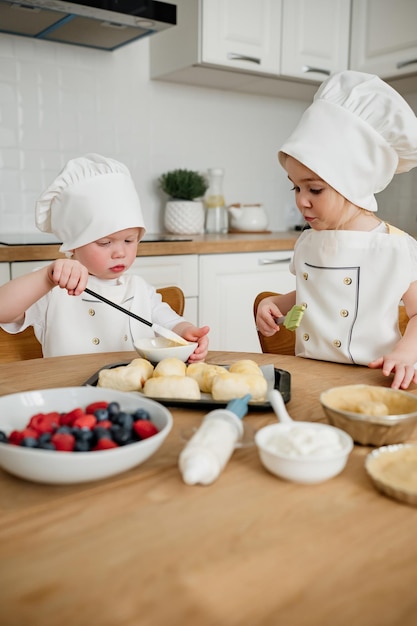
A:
143,375,201,400
211,372,267,402
153,357,187,378
187,362,228,393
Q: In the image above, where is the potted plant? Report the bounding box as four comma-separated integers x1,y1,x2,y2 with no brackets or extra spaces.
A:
159,168,208,235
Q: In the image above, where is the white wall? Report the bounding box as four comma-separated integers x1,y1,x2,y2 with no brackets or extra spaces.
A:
0,32,308,235
1,32,416,237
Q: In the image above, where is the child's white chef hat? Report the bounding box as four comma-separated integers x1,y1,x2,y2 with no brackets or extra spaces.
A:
35,153,146,252
278,70,417,211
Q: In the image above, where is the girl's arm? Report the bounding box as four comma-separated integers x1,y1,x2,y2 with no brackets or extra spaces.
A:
255,290,296,337
0,259,89,324
369,281,417,389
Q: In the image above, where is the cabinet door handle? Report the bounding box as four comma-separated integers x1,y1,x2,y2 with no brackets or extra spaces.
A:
396,58,417,69
227,52,261,65
302,65,331,76
258,257,292,265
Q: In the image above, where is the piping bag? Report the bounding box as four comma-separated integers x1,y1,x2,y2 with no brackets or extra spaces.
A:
179,394,251,486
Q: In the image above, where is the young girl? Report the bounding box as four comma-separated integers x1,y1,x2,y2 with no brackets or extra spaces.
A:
0,154,209,360
256,70,417,390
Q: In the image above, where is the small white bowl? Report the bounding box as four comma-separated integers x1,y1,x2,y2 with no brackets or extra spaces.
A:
0,387,173,485
134,337,197,363
255,422,353,484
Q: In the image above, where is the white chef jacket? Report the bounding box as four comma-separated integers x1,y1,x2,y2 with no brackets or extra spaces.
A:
289,223,417,365
1,274,184,357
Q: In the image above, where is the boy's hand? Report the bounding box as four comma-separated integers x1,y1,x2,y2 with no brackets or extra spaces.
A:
48,259,89,296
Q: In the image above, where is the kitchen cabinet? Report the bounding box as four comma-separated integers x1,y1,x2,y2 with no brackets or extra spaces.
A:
350,0,417,79
130,255,198,325
199,250,295,352
150,0,317,101
10,255,199,326
280,0,350,82
0,263,10,286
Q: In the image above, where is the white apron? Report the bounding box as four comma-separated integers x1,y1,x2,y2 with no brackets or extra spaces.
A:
292,228,413,365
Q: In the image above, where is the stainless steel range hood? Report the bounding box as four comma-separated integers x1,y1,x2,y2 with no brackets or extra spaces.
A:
0,0,177,51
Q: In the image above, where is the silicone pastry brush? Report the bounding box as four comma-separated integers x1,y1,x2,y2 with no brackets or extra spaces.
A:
275,304,306,331
83,287,189,346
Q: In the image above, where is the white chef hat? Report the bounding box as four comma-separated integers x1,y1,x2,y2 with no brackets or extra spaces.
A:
35,153,146,253
278,70,417,211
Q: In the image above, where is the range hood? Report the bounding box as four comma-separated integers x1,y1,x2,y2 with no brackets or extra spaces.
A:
0,0,177,51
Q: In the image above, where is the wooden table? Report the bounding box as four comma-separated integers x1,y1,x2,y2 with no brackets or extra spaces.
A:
0,351,416,626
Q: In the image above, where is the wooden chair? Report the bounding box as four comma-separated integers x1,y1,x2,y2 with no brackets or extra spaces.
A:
0,285,185,363
253,291,410,355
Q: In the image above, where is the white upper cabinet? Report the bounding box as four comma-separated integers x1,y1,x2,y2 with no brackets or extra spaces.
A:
280,0,350,82
150,0,417,98
350,0,417,79
202,0,281,75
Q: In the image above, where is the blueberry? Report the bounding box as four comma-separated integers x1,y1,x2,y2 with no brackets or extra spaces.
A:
110,425,131,446
107,401,120,417
113,411,134,430
74,429,94,443
56,425,72,434
0,430,8,443
92,426,112,444
20,437,38,448
38,441,56,451
132,408,151,421
38,432,52,444
74,439,90,452
94,408,109,422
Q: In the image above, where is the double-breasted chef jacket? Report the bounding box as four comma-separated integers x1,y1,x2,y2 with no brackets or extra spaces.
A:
2,274,183,358
290,224,417,365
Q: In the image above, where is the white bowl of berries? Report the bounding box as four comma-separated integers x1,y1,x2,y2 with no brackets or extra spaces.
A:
0,387,173,484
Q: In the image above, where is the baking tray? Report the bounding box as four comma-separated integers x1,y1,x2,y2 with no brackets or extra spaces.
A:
83,362,291,410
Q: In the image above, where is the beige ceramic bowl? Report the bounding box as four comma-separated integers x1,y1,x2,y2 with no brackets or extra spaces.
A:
365,444,417,506
320,384,417,446
134,337,197,363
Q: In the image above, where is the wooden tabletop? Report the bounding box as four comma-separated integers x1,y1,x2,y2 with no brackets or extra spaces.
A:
0,351,416,626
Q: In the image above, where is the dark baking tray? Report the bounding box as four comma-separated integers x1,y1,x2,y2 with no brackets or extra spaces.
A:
83,362,291,410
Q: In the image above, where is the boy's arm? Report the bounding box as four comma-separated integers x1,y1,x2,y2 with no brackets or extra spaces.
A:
0,259,89,324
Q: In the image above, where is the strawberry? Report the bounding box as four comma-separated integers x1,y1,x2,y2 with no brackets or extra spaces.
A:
29,412,60,434
72,414,97,430
51,432,75,452
133,420,159,439
85,401,109,415
60,407,85,427
93,438,118,451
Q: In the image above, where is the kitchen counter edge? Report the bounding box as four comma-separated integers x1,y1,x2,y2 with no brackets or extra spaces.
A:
0,232,298,262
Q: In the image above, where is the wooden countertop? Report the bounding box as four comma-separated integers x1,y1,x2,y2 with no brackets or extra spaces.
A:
0,232,298,262
0,350,417,625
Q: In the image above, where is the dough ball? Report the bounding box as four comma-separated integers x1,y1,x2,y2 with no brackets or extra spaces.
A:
211,372,267,402
97,365,144,392
187,362,228,393
229,360,264,377
143,375,201,400
153,358,187,378
128,358,154,378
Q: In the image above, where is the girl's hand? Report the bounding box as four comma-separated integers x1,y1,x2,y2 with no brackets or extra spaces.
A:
47,259,89,296
175,324,210,362
255,298,283,337
368,354,417,390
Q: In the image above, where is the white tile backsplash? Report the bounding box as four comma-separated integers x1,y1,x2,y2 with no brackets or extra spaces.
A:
0,31,416,236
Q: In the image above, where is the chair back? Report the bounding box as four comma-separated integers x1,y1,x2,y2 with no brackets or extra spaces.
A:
253,291,409,355
0,285,185,363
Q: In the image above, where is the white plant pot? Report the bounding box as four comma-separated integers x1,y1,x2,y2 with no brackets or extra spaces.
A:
164,200,205,235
